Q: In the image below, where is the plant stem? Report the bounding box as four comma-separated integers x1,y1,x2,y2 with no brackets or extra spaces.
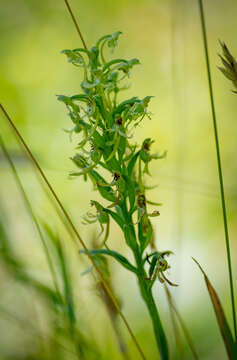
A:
198,0,236,340
134,251,169,360
63,0,88,50
139,277,169,360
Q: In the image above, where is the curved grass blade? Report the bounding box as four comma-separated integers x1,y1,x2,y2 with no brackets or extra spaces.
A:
193,258,237,359
164,285,199,360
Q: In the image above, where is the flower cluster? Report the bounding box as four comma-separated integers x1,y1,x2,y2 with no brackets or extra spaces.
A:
58,31,172,287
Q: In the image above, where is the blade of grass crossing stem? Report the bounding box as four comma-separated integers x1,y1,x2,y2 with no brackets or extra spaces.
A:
193,258,237,359
42,187,131,360
197,0,236,340
0,104,146,360
2,111,131,359
0,136,61,299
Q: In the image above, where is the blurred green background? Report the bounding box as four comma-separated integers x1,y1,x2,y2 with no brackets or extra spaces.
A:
0,0,236,359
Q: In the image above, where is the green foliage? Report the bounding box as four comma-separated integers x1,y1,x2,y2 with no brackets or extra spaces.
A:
59,31,173,360
58,31,165,256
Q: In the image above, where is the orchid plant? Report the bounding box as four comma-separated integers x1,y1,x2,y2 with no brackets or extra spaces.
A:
58,31,176,360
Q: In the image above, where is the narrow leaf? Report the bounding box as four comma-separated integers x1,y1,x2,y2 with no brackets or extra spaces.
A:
127,151,140,177
193,258,237,359
80,249,137,274
104,208,124,229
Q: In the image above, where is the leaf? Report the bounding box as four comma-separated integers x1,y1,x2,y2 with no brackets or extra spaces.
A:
70,94,91,103
114,97,139,116
193,258,237,359
81,79,100,89
43,224,76,325
92,130,106,149
103,58,130,72
97,185,117,202
124,176,136,211
104,208,124,229
149,256,158,278
89,170,117,202
107,31,122,49
123,224,138,251
117,134,126,161
80,249,137,274
127,151,140,177
53,236,76,325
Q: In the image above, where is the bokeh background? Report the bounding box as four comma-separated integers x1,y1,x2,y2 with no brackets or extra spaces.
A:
0,0,236,359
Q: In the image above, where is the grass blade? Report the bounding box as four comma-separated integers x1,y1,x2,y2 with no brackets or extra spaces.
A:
164,285,183,358
43,224,75,326
193,258,237,359
0,136,61,298
197,0,236,340
164,285,199,360
63,0,88,50
0,213,63,306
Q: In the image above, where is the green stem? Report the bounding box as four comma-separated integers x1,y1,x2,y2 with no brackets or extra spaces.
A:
198,0,237,340
134,251,169,360
138,274,169,360
122,192,169,359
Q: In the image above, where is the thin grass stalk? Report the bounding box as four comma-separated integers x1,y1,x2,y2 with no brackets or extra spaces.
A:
0,136,61,299
0,104,146,360
95,277,131,360
53,236,80,359
164,284,182,358
197,0,236,340
63,0,88,50
164,285,199,360
170,0,186,285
